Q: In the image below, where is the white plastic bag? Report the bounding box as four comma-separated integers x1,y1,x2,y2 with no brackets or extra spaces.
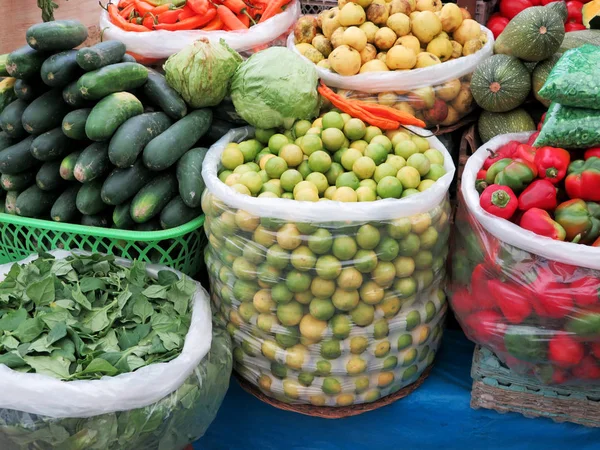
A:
100,0,301,60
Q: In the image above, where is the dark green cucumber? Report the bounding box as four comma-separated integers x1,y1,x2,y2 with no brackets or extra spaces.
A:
30,127,73,161
81,213,110,227
73,142,110,183
77,63,148,100
108,112,172,168
6,46,47,79
5,191,19,214
60,150,83,180
113,200,135,229
0,54,8,77
121,54,137,63
160,196,202,229
176,148,206,208
0,78,17,115
130,172,178,223
76,178,106,215
143,69,187,120
0,136,36,174
15,185,60,217
143,109,212,171
36,161,65,191
62,108,91,140
0,132,15,151
85,92,143,141
1,172,35,191
14,78,48,103
0,99,28,138
136,219,161,231
22,89,71,135
63,81,93,108
76,41,126,71
101,160,153,206
204,118,235,145
51,184,81,222
26,20,88,51
41,50,83,88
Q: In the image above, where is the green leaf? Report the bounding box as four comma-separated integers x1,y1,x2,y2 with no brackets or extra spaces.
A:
27,334,58,354
82,301,116,333
1,335,20,350
99,352,130,373
47,322,67,345
79,277,106,293
117,324,151,350
158,332,182,351
72,287,92,310
13,317,44,342
158,270,179,286
81,358,119,377
0,308,27,332
23,356,71,379
54,299,76,310
151,313,176,333
0,351,26,368
132,296,154,323
52,259,73,277
127,260,148,287
126,354,146,371
141,284,168,299
26,275,55,306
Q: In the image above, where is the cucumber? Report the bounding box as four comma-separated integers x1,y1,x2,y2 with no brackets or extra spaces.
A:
15,185,60,218
0,136,36,174
160,196,202,229
6,46,47,79
60,150,83,180
101,160,154,205
113,200,135,229
0,132,15,151
14,78,48,103
121,54,137,63
143,109,212,171
76,41,126,71
30,127,73,161
76,178,106,215
51,184,81,222
108,112,172,168
1,172,35,191
85,92,143,141
36,161,65,191
22,89,71,135
62,108,91,140
130,172,178,223
73,142,110,183
0,78,17,115
204,118,235,145
136,219,161,231
0,54,8,77
81,213,110,227
143,69,187,120
41,50,83,88
63,81,92,108
77,63,148,100
26,20,88,51
0,99,28,138
176,148,207,208
5,191,19,214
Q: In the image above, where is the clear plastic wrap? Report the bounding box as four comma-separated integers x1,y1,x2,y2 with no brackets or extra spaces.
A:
202,128,455,406
100,0,301,60
0,251,232,449
452,132,600,385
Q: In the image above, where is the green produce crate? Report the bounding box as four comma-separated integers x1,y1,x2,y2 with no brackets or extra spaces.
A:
0,213,206,276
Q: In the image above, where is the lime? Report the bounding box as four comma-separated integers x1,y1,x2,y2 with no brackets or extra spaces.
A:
231,183,251,195
321,339,342,359
356,186,376,202
322,377,342,395
332,235,357,260
311,277,336,298
411,213,432,234
306,172,328,194
374,163,397,183
258,170,270,183
377,176,403,199
308,228,333,254
391,131,411,147
333,186,358,202
346,356,367,375
364,126,383,143
370,135,392,153
277,301,304,326
424,149,444,165
343,118,367,140
372,261,396,287
378,372,394,388
233,280,258,302
419,227,438,249
341,148,362,171
411,135,429,152
321,128,346,151
333,148,347,164
254,224,277,246
399,233,421,256
222,146,244,170
295,291,314,305
355,376,370,393
282,192,294,199
255,149,271,165
352,156,375,180
310,297,335,321
357,224,381,250
394,277,417,297
308,151,332,173
315,255,342,280
323,186,336,199
359,281,384,304
425,164,446,181
322,111,345,130
364,143,388,165
297,222,318,234
313,117,323,128
233,164,253,175
354,249,378,273
300,134,323,156
265,156,288,179
337,267,363,290
276,327,299,348
397,166,421,189
331,314,351,339
291,246,317,271
402,189,420,197
268,134,290,154
285,270,312,293
414,250,433,269
406,310,421,331
280,144,304,167
376,236,400,261
332,288,360,311
225,173,240,186
294,119,312,137
232,257,257,281
425,300,437,322
325,162,344,185
298,372,314,387
277,223,302,250
336,172,360,190
394,140,418,160
397,333,413,350
418,180,435,192
298,160,312,179
239,139,262,162
350,336,369,355
374,341,390,358
243,241,265,264
254,289,275,313
280,169,303,192
261,180,283,197
283,129,295,141
359,179,377,190
293,181,318,198
350,139,368,153
218,170,232,183
295,189,319,202
350,301,375,326
255,128,276,144
393,256,415,277
272,282,293,304
259,154,276,170
340,113,351,123
407,153,431,176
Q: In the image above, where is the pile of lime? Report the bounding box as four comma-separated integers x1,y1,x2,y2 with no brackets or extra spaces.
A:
218,111,447,202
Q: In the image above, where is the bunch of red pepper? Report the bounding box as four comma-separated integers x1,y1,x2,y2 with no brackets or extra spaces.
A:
487,0,587,38
108,0,291,33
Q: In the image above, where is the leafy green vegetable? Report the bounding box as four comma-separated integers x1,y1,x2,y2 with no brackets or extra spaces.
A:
0,253,196,381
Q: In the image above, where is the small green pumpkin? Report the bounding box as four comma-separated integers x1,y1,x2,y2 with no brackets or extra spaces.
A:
470,55,531,113
532,54,560,107
478,108,536,143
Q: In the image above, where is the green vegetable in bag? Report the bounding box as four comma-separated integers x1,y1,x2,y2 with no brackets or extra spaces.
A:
534,102,600,149
538,45,600,109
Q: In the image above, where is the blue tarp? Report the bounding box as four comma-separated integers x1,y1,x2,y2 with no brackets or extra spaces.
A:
196,330,600,450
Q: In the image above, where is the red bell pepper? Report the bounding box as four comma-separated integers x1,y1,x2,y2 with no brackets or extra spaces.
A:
488,279,532,324
565,157,600,201
500,0,534,19
549,333,585,368
515,143,537,164
520,208,566,241
464,310,506,344
476,169,487,181
534,146,571,184
527,132,540,146
566,0,584,23
483,141,520,170
547,260,579,282
554,199,593,241
480,185,518,220
530,268,575,318
565,22,587,31
451,288,477,316
470,264,497,311
591,342,600,359
572,356,600,380
518,179,558,211
538,112,547,131
570,276,600,307
476,169,488,193
486,15,510,38
585,148,600,160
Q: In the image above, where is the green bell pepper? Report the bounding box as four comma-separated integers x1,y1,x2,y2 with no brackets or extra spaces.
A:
485,158,512,185
504,325,547,363
494,160,536,192
554,199,593,241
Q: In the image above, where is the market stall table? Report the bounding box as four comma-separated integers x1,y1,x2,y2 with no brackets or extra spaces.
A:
196,330,600,450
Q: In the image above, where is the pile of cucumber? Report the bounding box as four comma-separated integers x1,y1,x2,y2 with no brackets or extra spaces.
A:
0,20,212,231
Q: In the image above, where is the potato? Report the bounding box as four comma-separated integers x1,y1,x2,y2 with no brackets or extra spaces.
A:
462,38,483,56
450,40,462,59
360,43,378,64
360,22,380,43
352,0,374,7
450,85,473,115
331,27,347,48
375,27,398,50
396,35,420,54
479,31,488,45
410,86,435,109
438,3,463,33
460,7,472,20
387,13,411,36
386,45,417,69
440,106,459,126
390,0,413,15
416,0,441,12
378,92,398,106
294,16,319,44
317,59,332,70
410,11,421,21
415,52,441,68
435,31,449,40
339,2,367,26
423,98,449,124
393,101,416,116
376,52,388,63
329,45,363,75
453,19,480,45
295,43,325,64
426,37,453,62
360,59,390,73
342,27,368,51
322,8,342,38
366,1,390,26
411,11,442,44
313,35,333,57
435,78,461,102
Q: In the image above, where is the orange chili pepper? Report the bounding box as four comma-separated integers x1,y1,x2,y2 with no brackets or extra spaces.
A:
108,4,151,31
201,15,224,31
215,4,247,30
158,9,180,23
154,7,217,30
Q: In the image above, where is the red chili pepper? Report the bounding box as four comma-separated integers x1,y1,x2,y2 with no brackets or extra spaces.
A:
486,15,510,39
572,356,600,380
201,15,224,30
565,22,587,32
527,132,540,146
480,184,518,220
142,13,156,29
566,0,584,23
534,146,571,184
520,208,566,241
530,269,574,318
483,141,520,170
499,0,534,19
120,3,136,17
591,342,600,359
594,236,600,247
464,310,506,345
187,0,209,15
134,0,155,15
155,8,217,29
549,333,584,368
518,179,558,211
470,264,497,311
565,157,600,201
178,4,197,20
158,9,181,23
515,143,537,164
584,147,600,160
488,279,532,324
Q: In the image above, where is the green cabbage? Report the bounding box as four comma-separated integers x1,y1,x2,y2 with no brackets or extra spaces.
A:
230,47,320,129
165,38,242,108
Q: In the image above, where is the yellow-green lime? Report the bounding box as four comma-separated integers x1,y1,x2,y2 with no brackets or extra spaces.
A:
222,146,244,170
291,246,317,271
308,150,332,173
341,113,351,124
300,134,323,156
325,162,344,185
280,144,303,167
308,228,333,254
233,164,253,175
311,277,336,298
332,186,358,202
370,135,392,153
306,172,328,194
343,118,367,140
315,255,342,280
424,149,444,165
394,256,415,277
356,186,376,201
350,139,368,153
359,178,377,190
354,249,378,273
341,148,362,171
391,131,411,147
356,224,381,249
293,180,318,197
364,126,383,142
353,156,376,179
321,128,346,151
364,143,388,165
374,163,397,183
295,189,319,202
377,176,403,199
258,170,269,183
255,128,276,144
407,153,431,176
332,235,358,260
280,169,303,191
411,135,429,152
395,140,418,159
268,134,289,154
282,192,294,199
425,164,446,181
219,170,232,183
332,288,360,311
239,139,262,162
397,166,421,189
322,111,345,130
294,119,312,137
286,270,312,293
298,160,312,178
330,314,351,339
310,298,336,321
402,188,420,197
277,301,304,326
239,172,263,195
418,180,436,191
324,186,337,199
336,172,360,190
350,302,375,326
261,180,283,196
265,156,288,179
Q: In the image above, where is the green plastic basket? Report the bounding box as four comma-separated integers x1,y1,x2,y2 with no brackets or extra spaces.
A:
0,213,206,276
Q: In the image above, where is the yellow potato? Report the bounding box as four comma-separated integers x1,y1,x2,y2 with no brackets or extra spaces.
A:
352,0,374,7
440,105,460,126
450,85,473,115
438,3,463,33
387,13,411,36
450,40,462,59
331,26,347,48
359,43,378,64
410,86,435,109
366,0,390,26
462,38,483,56
435,78,461,102
317,59,332,70
376,51,387,63
313,34,333,57
460,7,472,20
374,27,397,50
386,45,417,69
343,26,368,51
360,59,390,73
415,52,441,68
426,37,453,61
294,16,319,44
360,22,380,43
393,101,416,115
329,45,363,75
339,2,367,26
453,19,480,45
395,35,420,54
390,0,414,15
296,43,325,64
378,91,398,106
321,8,342,38
416,0,441,12
411,10,442,44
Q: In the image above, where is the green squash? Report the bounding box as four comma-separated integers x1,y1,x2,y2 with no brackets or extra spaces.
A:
494,5,565,62
478,108,536,143
532,54,560,107
470,55,531,113
559,30,600,53
0,78,17,115
546,0,568,22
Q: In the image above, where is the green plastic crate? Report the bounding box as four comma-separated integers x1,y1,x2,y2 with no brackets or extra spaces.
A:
0,213,206,276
